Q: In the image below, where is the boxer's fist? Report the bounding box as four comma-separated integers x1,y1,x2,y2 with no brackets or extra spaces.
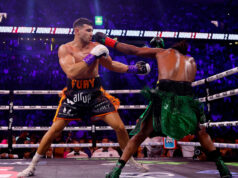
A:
127,61,151,75
90,44,109,58
83,44,109,65
94,32,107,44
94,32,118,48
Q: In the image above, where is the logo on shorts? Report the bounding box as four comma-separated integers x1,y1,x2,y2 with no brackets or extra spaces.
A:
73,93,91,104
95,103,111,112
63,107,72,114
71,79,95,89
66,98,75,105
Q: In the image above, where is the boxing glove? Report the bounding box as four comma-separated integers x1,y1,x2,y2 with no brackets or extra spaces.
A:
127,61,151,75
83,44,109,65
94,32,118,48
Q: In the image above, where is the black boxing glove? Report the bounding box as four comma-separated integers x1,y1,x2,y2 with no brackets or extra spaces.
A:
94,32,118,48
127,61,151,75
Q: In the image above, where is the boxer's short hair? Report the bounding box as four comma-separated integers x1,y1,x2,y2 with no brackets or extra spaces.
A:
73,18,93,28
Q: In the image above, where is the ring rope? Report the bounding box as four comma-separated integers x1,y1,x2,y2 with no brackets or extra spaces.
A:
0,105,148,110
0,67,237,95
0,87,237,110
0,142,237,149
0,90,140,95
0,125,135,131
201,121,238,127
192,67,238,87
0,90,10,94
0,120,237,131
207,88,238,101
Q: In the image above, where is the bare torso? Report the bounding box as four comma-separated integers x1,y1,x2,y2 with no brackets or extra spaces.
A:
60,41,100,79
156,48,197,82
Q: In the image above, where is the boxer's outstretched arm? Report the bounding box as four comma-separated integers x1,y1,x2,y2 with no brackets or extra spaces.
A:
100,55,151,75
115,42,164,59
99,55,128,73
94,32,164,59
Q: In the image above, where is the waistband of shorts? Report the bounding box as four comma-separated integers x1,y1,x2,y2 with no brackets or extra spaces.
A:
156,79,192,96
67,77,102,90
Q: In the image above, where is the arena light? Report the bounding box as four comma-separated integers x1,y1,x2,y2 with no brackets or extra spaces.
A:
211,20,219,27
95,16,103,26
0,13,7,22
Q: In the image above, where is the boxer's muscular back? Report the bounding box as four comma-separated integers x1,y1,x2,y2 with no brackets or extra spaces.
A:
156,49,196,82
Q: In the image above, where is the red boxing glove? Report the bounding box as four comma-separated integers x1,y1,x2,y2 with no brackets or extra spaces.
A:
94,32,118,48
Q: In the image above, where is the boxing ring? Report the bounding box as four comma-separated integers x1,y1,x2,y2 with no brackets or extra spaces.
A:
0,27,238,177
0,67,238,177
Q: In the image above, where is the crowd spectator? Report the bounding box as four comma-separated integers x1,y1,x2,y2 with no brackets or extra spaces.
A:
66,139,89,158
91,137,120,158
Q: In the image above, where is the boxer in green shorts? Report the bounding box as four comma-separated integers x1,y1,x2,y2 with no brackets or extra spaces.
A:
94,33,232,178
